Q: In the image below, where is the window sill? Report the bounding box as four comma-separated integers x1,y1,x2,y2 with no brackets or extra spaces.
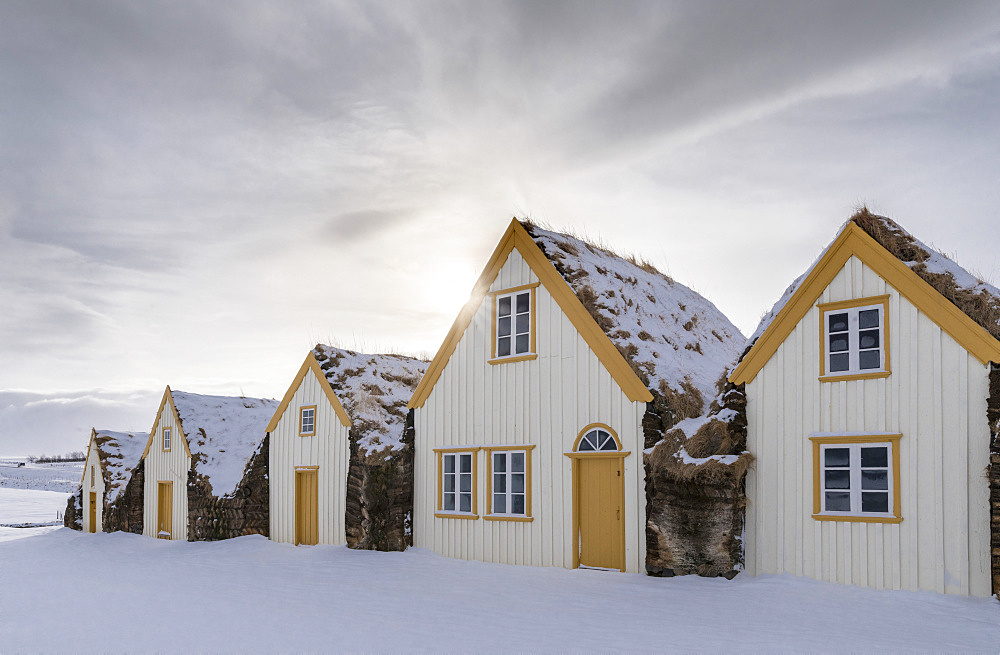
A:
488,354,538,365
484,515,533,522
298,433,316,437
435,512,479,520
812,514,902,524
819,371,891,383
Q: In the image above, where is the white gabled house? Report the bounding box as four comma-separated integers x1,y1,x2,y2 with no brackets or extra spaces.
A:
79,428,147,533
266,345,427,549
729,210,1000,597
409,218,744,573
140,387,278,540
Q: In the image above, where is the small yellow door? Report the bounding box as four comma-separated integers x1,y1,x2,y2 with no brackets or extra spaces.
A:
157,482,172,539
577,457,625,570
88,492,97,533
295,469,319,546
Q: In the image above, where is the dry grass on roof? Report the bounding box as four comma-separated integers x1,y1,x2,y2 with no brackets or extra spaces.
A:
850,207,1000,342
520,218,674,284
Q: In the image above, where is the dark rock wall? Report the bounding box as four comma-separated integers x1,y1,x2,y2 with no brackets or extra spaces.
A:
64,486,82,530
988,364,1000,597
186,435,270,541
105,458,144,534
346,411,414,551
645,383,748,578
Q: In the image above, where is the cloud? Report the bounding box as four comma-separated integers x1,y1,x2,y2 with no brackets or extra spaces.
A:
0,389,162,456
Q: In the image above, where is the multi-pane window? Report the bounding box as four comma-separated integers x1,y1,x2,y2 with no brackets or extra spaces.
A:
819,442,894,517
162,428,171,451
299,406,316,436
576,428,619,452
496,291,531,358
441,452,475,514
490,451,527,516
820,297,889,378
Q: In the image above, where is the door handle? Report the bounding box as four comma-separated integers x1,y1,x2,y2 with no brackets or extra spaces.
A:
617,508,620,520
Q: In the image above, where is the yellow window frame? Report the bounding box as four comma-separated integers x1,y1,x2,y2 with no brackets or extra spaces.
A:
483,445,535,522
298,405,317,437
433,447,480,519
817,294,891,382
810,433,902,523
488,283,539,365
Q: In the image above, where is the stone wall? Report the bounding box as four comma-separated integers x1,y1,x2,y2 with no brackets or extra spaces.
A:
105,458,144,534
988,364,1000,597
63,486,82,530
186,435,270,541
345,411,414,551
645,383,748,578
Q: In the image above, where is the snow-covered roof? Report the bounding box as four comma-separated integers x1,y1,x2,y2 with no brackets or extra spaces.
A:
312,345,428,454
91,429,147,503
746,211,1000,350
524,222,745,404
171,391,278,497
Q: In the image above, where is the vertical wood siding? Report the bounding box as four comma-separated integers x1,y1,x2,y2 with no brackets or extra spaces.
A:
269,371,350,545
413,250,648,573
82,442,105,532
143,403,191,540
745,255,992,596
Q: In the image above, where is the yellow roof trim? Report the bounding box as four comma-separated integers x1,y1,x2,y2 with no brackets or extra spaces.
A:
729,222,1000,384
80,428,98,486
408,218,652,409
140,386,192,460
265,352,352,432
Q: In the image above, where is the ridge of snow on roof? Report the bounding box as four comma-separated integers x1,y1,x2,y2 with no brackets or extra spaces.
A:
745,211,1000,350
312,345,429,453
170,391,278,497
523,222,745,403
93,429,148,503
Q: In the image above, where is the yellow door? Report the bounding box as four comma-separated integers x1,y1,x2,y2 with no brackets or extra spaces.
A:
88,492,97,533
157,482,172,539
295,469,319,546
577,457,625,570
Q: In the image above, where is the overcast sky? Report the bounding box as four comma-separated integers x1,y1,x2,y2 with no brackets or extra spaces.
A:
2,0,999,455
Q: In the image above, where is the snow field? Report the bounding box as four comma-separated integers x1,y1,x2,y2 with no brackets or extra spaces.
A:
0,460,83,492
1,529,997,653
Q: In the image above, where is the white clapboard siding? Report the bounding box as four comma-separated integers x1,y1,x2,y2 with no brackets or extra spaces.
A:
143,406,191,540
82,441,105,533
269,370,350,545
413,249,648,573
745,255,992,596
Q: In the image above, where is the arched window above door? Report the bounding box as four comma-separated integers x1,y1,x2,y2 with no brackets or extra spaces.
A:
576,427,619,452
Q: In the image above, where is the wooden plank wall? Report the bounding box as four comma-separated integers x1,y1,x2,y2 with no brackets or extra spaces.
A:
269,370,350,545
143,402,191,540
745,255,992,596
82,440,105,532
413,249,648,573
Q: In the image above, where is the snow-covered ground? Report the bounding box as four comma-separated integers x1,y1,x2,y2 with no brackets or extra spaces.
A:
0,459,83,492
1,529,997,653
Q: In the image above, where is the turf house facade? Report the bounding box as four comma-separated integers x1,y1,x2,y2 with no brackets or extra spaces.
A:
409,218,746,574
266,345,426,550
729,210,1000,597
140,387,278,541
65,428,148,533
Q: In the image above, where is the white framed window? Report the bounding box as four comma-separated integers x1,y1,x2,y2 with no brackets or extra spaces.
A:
162,428,171,452
811,435,901,522
489,284,538,363
819,295,890,379
299,405,316,436
497,290,531,357
441,451,475,515
90,465,95,488
488,450,530,518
